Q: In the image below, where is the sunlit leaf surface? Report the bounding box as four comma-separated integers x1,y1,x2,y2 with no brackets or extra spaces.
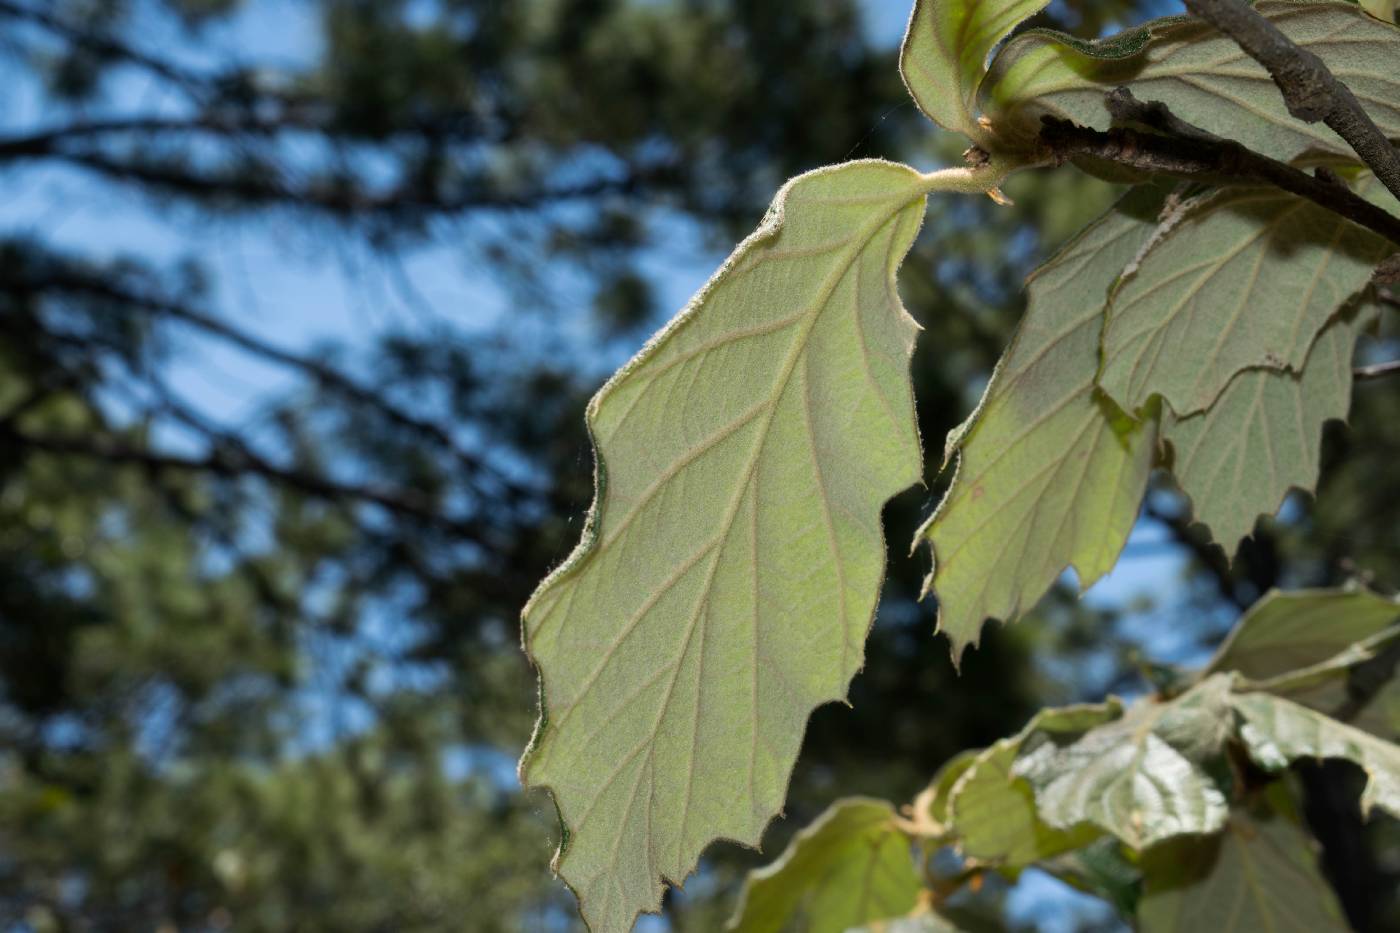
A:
982,1,1400,163
1360,0,1398,24
727,798,920,933
1099,184,1391,417
1012,677,1233,850
520,160,998,932
1163,300,1379,556
948,702,1120,868
918,187,1162,659
899,0,1050,139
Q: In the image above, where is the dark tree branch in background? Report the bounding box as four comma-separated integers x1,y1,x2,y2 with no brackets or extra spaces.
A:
0,108,513,159
0,0,209,95
1181,0,1400,203
0,421,486,538
0,114,326,158
17,149,661,220
6,262,537,502
1038,96,1400,247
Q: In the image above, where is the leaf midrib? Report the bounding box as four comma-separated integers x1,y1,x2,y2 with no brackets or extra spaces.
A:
573,199,914,892
542,191,927,898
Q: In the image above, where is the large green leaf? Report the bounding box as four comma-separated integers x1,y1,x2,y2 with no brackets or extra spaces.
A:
1233,691,1400,819
947,702,1120,869
899,0,1050,140
1162,301,1379,556
1012,676,1233,850
1138,785,1347,932
918,187,1163,659
519,160,1007,933
1204,586,1400,682
980,0,1400,162
1098,184,1392,418
727,798,920,933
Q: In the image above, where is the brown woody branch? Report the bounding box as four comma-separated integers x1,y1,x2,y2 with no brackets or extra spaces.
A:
1038,97,1400,247
1181,0,1400,203
0,114,324,159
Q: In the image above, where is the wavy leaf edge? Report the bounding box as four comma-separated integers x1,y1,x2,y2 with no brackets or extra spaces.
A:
518,157,1012,932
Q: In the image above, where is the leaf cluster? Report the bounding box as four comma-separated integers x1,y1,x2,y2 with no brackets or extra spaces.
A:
520,0,1400,929
730,585,1400,932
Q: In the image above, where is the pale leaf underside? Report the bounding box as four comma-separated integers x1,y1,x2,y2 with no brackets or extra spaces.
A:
1233,692,1400,819
1099,183,1391,418
1162,300,1378,557
727,798,920,933
899,0,1050,139
919,187,1164,659
1207,586,1400,745
1276,678,1400,743
981,0,1400,163
519,160,943,933
1248,644,1400,742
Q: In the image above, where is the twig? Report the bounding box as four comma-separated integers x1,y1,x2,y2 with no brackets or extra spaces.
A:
1038,107,1400,246
1181,0,1400,203
1355,360,1400,381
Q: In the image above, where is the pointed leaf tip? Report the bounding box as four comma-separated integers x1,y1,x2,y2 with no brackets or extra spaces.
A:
918,186,1165,652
